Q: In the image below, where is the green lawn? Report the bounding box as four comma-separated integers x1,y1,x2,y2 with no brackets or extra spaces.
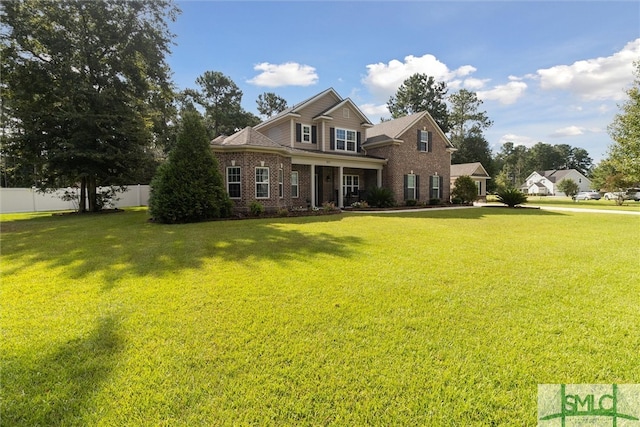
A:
491,194,640,211
2,207,639,425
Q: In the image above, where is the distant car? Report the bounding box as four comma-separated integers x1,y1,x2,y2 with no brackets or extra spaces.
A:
604,191,625,200
573,191,601,200
625,188,640,201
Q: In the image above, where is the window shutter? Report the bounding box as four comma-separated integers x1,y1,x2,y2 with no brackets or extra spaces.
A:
428,131,433,152
415,175,420,200
439,176,444,199
403,175,409,200
330,127,335,150
417,129,421,151
311,126,317,144
357,132,362,152
295,123,302,143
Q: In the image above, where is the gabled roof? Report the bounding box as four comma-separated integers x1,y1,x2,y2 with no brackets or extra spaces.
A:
451,162,490,178
210,127,289,153
254,88,342,130
364,111,455,148
314,98,373,126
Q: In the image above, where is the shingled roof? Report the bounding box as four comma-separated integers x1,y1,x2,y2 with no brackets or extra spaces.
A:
451,162,490,178
210,127,289,151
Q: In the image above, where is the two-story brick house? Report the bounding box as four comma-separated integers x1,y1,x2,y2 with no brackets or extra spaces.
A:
210,88,455,212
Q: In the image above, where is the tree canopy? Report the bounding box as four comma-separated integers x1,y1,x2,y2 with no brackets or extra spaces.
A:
387,74,450,133
607,61,640,185
494,141,593,187
186,71,260,138
1,0,179,210
257,92,288,118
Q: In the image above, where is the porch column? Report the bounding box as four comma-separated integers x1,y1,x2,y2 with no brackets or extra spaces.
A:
377,167,383,187
310,164,316,209
338,166,344,208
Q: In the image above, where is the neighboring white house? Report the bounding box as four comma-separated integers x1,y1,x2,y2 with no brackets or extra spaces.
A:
521,169,591,196
450,162,490,200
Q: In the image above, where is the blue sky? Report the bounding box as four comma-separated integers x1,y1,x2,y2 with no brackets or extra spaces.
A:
167,1,640,163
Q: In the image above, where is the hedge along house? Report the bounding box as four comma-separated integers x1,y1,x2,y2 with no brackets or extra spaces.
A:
210,88,455,212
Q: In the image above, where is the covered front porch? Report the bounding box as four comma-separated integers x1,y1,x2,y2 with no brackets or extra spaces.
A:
292,153,386,209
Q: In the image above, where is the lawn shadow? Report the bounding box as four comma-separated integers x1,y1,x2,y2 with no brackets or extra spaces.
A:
1,314,124,425
1,211,364,289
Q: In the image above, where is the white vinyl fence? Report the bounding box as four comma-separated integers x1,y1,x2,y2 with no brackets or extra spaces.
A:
0,185,150,214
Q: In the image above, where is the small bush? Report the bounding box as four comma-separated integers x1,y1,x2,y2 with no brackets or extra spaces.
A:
496,188,527,207
277,208,289,217
322,201,336,212
249,201,264,216
405,199,417,207
366,186,395,208
429,198,441,205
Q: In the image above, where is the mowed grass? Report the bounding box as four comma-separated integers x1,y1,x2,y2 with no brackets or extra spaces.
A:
1,207,639,426
509,194,640,211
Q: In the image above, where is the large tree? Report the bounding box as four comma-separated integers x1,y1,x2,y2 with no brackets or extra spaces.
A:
448,89,494,181
188,71,260,138
448,89,493,144
607,61,640,184
387,74,450,132
1,0,178,211
257,92,288,118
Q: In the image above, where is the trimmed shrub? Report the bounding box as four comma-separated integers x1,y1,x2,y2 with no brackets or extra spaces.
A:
366,186,395,208
496,187,527,208
249,201,264,216
451,175,478,204
429,198,441,205
149,111,232,223
405,199,417,206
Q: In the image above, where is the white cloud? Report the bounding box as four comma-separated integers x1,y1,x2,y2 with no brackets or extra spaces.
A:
362,54,475,100
549,125,603,138
360,103,389,117
550,125,584,137
247,62,318,87
463,77,490,90
477,81,528,105
498,133,538,147
536,38,640,101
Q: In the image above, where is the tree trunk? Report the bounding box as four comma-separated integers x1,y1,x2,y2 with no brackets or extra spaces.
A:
79,176,87,213
87,175,98,212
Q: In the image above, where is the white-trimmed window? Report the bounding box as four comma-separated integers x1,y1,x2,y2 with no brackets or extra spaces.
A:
476,180,482,196
302,124,312,143
430,175,441,199
419,130,431,152
343,174,359,196
227,166,241,199
256,167,270,199
278,168,284,198
406,174,416,200
291,171,299,198
336,128,357,152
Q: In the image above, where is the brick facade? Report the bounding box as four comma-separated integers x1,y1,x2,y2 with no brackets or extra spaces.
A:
211,89,454,212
